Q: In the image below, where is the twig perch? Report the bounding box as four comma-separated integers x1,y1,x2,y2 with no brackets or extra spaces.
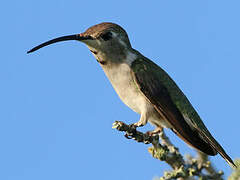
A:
112,121,224,180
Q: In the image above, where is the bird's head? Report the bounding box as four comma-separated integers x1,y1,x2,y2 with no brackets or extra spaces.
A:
28,22,132,63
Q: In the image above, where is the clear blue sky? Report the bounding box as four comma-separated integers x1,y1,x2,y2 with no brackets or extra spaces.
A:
1,1,239,179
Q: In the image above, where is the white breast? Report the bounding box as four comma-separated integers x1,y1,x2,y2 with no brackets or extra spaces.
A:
102,62,147,114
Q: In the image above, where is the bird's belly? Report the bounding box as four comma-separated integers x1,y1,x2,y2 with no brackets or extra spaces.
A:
102,63,147,114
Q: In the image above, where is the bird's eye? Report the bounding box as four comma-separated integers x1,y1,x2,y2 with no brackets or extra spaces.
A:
101,32,112,41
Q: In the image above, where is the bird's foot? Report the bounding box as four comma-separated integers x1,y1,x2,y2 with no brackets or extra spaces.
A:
132,120,146,128
146,126,163,137
113,121,159,144
124,120,147,139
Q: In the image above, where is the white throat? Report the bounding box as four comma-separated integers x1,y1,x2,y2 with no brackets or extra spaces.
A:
125,51,137,65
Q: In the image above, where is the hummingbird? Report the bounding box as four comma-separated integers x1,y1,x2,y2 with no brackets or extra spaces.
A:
28,22,235,167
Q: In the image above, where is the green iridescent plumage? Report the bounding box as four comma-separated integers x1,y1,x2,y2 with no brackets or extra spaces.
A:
131,54,235,167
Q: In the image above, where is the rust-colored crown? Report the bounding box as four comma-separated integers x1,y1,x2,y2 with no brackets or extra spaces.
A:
82,22,131,46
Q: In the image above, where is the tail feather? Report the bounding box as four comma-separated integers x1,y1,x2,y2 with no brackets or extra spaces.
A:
171,126,236,168
171,128,216,155
198,130,236,168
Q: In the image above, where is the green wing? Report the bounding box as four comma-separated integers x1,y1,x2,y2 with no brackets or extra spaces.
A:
131,56,235,167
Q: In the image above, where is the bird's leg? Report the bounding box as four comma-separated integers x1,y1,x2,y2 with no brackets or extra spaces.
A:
125,114,148,139
133,113,148,127
146,126,163,136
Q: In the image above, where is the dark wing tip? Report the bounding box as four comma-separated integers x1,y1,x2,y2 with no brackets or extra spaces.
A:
217,148,237,168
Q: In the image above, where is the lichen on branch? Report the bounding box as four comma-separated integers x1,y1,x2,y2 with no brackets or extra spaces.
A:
112,121,225,180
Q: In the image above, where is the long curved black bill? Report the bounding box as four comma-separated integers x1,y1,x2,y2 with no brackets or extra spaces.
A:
27,34,92,54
